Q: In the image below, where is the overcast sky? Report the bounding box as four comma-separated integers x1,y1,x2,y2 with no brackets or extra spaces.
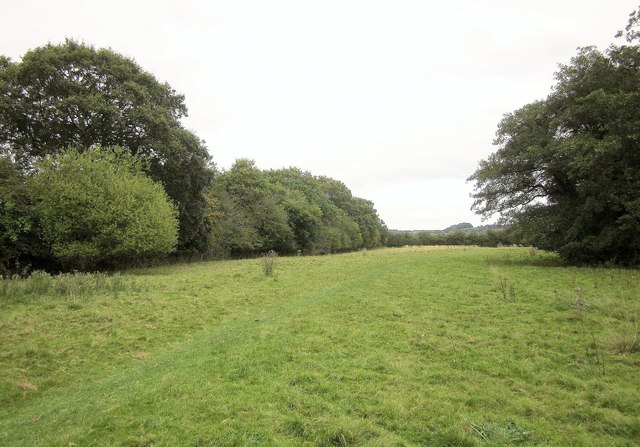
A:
2,1,637,229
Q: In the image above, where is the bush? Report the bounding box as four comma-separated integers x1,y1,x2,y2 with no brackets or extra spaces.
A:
28,147,178,270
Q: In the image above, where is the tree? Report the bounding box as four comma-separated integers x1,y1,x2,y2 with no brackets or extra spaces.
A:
208,159,296,256
28,147,178,270
280,189,323,252
469,11,640,265
268,168,387,253
207,161,388,256
0,40,212,252
0,156,44,275
207,190,261,257
349,197,388,248
265,168,328,253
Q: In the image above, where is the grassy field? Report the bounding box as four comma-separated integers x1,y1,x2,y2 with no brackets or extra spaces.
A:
1,247,638,446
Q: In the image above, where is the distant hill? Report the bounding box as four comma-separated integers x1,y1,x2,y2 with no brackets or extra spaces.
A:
440,222,474,233
391,222,503,234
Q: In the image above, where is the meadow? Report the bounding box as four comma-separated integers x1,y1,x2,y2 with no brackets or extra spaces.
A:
0,247,638,446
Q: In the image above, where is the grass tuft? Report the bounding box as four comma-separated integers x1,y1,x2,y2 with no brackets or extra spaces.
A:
497,277,517,302
261,250,278,277
611,329,640,354
469,420,532,444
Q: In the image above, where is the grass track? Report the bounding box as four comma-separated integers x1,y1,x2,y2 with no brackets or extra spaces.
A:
1,247,639,446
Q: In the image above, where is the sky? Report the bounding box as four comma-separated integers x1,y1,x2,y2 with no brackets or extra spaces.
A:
2,0,637,230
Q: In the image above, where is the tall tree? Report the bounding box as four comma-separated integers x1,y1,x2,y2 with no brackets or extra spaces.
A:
268,169,387,252
0,40,212,252
469,11,640,265
208,159,295,256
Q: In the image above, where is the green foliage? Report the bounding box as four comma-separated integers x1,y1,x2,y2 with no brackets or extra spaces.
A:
443,222,474,232
208,159,295,256
266,168,334,252
0,157,43,276
0,40,212,252
386,228,513,248
27,147,178,269
1,41,388,262
469,12,640,265
207,160,387,257
207,188,261,257
280,189,323,252
270,170,387,252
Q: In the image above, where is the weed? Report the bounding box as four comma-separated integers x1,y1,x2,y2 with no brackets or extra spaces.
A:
498,277,508,301
570,287,606,375
261,250,278,277
25,270,53,295
571,287,596,320
497,277,517,302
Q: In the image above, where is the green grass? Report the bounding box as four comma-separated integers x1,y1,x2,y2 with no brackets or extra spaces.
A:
1,247,639,446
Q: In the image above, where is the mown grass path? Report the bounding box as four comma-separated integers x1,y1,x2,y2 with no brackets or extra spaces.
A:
1,247,639,446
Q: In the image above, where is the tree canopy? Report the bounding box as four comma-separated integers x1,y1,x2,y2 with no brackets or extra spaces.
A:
207,160,387,257
0,40,391,273
0,40,212,252
469,12,640,265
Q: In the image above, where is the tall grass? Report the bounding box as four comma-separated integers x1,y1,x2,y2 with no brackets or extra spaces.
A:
0,270,134,301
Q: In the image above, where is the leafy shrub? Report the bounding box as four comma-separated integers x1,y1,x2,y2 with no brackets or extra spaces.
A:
28,147,178,270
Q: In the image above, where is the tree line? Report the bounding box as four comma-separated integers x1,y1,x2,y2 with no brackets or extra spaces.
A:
206,159,387,258
3,4,640,274
0,40,387,274
386,228,513,248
